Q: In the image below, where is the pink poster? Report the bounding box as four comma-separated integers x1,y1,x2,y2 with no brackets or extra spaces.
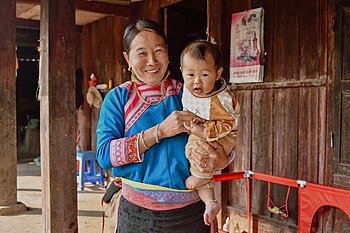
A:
230,7,264,83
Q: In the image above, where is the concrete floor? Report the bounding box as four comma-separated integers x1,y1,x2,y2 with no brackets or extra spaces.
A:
0,161,105,233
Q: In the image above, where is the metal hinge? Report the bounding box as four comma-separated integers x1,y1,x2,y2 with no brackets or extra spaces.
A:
330,132,334,148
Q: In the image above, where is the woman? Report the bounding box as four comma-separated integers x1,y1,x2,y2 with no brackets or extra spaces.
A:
96,19,231,233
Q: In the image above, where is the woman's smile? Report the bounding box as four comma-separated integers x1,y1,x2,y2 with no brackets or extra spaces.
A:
145,68,160,73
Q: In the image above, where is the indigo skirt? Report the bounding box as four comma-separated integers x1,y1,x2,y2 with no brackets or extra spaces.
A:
117,196,210,233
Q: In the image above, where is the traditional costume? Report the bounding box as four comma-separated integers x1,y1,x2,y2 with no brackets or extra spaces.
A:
96,76,209,232
182,78,240,179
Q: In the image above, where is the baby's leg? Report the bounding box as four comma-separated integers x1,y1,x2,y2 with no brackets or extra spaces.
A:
198,187,221,226
185,175,211,189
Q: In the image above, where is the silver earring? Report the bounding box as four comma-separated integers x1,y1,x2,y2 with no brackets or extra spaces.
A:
128,67,132,72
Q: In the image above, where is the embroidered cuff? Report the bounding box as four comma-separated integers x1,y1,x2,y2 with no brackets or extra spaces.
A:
110,134,143,166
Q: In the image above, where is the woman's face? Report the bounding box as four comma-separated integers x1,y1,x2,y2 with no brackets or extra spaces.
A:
123,30,169,85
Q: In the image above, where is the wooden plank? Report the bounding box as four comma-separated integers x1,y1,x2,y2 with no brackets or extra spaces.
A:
80,24,93,151
0,0,17,207
78,16,128,151
325,0,335,188
229,90,252,210
16,18,83,32
227,207,298,233
340,92,350,164
299,1,320,80
232,78,326,90
272,88,299,224
130,0,160,22
273,0,299,81
17,0,130,16
319,0,328,77
77,0,130,17
207,0,221,44
318,86,327,184
297,87,319,183
341,7,350,80
16,18,40,29
332,0,350,189
253,0,274,82
105,17,118,84
40,0,77,231
334,208,350,232
110,16,130,84
160,0,183,8
251,89,273,215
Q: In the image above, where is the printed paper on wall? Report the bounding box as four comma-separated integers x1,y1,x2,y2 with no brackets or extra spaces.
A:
230,7,264,83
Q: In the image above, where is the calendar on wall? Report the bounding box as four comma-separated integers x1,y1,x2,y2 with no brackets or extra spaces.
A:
229,7,264,84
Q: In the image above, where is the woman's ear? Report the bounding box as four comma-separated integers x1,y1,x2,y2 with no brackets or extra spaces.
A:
216,67,223,80
123,51,129,65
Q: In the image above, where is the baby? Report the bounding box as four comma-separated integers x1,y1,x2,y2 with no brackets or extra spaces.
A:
181,40,240,225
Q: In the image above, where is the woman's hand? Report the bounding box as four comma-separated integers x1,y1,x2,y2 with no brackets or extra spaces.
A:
190,140,229,172
158,111,204,139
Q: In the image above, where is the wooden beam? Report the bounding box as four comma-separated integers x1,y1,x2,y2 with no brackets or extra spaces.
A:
16,18,40,29
40,0,77,231
76,0,129,17
160,0,183,8
0,0,28,215
231,78,327,91
0,0,18,207
130,0,160,22
17,0,130,16
16,18,83,33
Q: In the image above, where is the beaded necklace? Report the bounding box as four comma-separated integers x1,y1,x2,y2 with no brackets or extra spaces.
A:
131,70,170,106
133,82,166,106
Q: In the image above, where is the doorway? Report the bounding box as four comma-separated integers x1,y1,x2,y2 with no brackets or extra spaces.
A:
163,0,207,82
16,28,40,162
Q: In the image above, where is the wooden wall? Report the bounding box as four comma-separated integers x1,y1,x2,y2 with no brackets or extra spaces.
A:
77,16,129,151
214,0,345,232
73,0,349,231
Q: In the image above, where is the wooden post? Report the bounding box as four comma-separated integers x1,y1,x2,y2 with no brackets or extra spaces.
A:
0,0,27,215
39,0,78,231
206,0,226,227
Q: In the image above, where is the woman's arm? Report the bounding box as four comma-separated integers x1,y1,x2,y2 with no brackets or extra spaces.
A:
139,110,203,154
189,140,230,172
96,87,143,169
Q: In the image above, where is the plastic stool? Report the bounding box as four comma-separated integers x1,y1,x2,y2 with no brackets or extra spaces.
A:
76,151,104,191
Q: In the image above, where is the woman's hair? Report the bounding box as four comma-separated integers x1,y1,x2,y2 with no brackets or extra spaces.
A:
123,19,167,54
180,40,221,69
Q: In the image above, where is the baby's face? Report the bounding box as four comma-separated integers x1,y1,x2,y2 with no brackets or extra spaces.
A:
181,54,221,97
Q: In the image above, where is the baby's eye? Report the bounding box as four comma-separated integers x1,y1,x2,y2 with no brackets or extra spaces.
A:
202,73,209,77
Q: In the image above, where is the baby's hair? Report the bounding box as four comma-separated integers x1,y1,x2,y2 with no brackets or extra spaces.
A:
180,40,221,69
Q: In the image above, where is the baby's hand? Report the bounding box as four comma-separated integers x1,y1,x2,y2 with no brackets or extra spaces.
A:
192,118,200,124
184,121,206,139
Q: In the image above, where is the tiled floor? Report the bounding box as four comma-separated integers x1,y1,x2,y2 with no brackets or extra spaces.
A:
0,162,106,233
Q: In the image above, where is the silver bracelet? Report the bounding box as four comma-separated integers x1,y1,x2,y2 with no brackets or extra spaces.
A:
140,130,150,149
155,124,160,143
